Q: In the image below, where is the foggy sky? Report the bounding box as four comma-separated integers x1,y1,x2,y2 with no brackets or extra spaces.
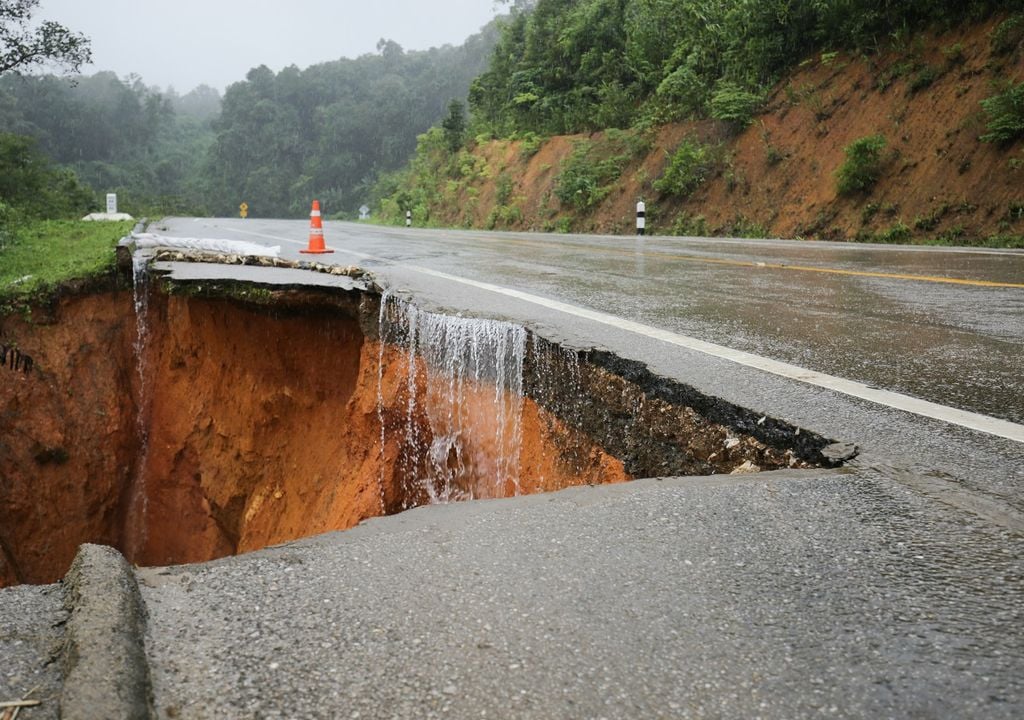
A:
37,1,504,94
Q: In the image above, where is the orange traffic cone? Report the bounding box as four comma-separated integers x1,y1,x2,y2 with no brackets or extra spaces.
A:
300,200,334,254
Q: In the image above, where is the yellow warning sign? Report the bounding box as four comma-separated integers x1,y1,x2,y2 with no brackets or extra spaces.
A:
240,202,249,219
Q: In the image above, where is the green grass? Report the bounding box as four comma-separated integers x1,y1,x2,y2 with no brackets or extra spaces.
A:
0,219,133,302
836,135,887,195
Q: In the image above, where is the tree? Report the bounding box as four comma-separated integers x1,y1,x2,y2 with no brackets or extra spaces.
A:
0,0,91,75
836,135,888,196
0,132,94,217
441,99,466,152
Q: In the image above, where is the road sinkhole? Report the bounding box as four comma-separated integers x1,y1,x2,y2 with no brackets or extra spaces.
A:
0,256,841,586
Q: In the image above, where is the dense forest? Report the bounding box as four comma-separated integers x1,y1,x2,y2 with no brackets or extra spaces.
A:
468,0,1021,136
0,21,498,220
203,31,497,218
0,71,218,212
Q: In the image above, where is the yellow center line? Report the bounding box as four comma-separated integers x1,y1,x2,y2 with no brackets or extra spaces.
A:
741,261,1024,287
456,233,1024,289
655,253,1024,288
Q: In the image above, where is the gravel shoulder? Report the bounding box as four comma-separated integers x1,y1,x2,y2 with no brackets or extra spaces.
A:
0,584,65,719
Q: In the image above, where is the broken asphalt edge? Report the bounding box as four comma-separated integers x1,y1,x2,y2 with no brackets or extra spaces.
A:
60,544,154,720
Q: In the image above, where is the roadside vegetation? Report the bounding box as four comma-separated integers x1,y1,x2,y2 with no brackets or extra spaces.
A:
468,0,1012,137
3,0,1023,248
0,130,130,306
377,0,1024,247
835,135,888,196
0,219,132,306
654,137,715,198
980,81,1024,144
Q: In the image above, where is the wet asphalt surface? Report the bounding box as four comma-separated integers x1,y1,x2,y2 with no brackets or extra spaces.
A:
117,221,1024,715
164,219,1024,424
139,470,1023,720
157,219,1024,500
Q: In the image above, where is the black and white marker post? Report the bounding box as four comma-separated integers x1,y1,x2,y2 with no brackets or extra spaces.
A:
406,210,412,227
636,200,646,236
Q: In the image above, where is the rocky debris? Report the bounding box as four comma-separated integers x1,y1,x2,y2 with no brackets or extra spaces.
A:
821,442,859,465
730,460,762,475
530,352,821,479
150,249,367,280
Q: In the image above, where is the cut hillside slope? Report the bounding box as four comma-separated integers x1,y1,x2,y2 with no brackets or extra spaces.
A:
405,15,1024,246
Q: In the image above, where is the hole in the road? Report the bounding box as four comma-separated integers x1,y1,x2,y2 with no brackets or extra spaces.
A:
0,253,838,586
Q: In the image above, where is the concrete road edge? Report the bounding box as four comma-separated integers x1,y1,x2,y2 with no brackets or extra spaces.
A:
60,544,154,720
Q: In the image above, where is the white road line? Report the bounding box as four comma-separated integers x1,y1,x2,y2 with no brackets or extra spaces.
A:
221,225,1024,444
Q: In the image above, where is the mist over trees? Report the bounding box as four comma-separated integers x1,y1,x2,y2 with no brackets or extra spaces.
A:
6,1,1019,224
203,26,497,217
1,0,96,232
0,71,214,213
0,19,499,218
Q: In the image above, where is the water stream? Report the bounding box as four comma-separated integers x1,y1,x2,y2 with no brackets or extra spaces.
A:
375,289,391,515
125,250,152,559
131,251,150,391
378,294,527,506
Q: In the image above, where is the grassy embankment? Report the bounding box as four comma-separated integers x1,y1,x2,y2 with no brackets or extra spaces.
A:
0,220,133,309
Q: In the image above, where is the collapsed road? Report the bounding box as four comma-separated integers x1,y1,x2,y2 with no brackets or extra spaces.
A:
1,218,1022,719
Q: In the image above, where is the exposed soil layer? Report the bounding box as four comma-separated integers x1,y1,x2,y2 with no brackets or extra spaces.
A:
0,291,140,586
1,276,830,586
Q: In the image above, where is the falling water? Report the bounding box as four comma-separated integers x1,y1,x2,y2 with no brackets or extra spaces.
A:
131,251,150,392
529,334,585,422
378,294,527,507
126,250,152,559
374,289,391,515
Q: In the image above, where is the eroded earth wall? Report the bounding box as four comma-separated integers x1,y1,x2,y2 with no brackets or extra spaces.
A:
0,292,140,585
0,286,630,585
1,280,824,587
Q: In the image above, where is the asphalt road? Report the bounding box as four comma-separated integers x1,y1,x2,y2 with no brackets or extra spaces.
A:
160,218,1024,426
128,219,1024,718
139,469,1023,720
155,219,1024,501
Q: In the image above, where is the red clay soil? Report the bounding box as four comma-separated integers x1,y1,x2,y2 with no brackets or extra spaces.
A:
0,292,140,586
0,290,627,586
131,293,628,569
430,15,1024,243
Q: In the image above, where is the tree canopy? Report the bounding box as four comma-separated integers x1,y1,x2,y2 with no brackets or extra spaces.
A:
0,0,90,75
201,24,498,217
0,19,499,218
469,0,1020,136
